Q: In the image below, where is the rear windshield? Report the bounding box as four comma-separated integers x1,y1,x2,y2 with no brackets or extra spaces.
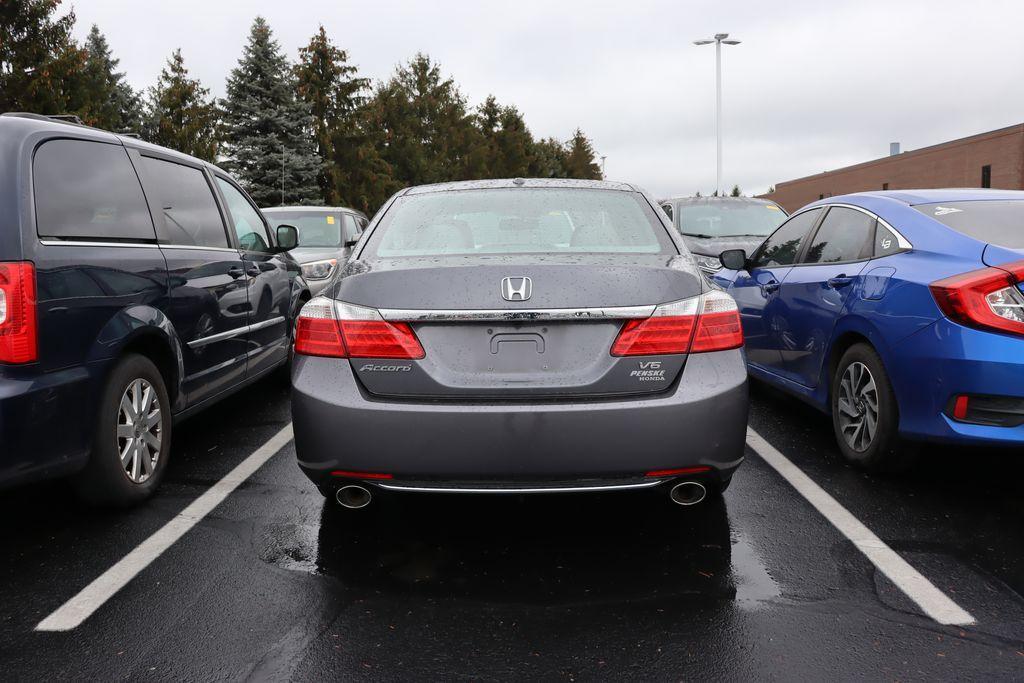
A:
677,201,788,238
264,211,347,247
914,200,1024,248
363,189,676,258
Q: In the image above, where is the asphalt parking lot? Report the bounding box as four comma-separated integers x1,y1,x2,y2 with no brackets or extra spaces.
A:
2,376,1024,680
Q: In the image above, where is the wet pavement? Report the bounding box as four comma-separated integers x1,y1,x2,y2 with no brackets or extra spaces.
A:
1,377,1024,680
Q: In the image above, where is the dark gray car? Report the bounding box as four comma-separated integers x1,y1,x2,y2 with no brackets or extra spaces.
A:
262,206,368,295
291,179,749,509
659,196,788,275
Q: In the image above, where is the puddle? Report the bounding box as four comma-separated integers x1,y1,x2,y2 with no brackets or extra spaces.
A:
731,532,781,607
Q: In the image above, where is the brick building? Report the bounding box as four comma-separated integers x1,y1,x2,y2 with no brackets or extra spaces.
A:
759,123,1024,212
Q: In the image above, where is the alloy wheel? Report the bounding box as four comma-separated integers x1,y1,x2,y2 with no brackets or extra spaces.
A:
116,378,163,483
837,361,878,452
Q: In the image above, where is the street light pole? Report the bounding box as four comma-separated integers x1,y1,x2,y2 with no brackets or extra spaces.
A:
693,33,740,196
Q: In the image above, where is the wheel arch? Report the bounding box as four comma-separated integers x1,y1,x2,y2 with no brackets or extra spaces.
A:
823,315,900,411
87,305,186,411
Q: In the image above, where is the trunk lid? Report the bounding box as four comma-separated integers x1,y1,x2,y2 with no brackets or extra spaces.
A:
333,255,703,399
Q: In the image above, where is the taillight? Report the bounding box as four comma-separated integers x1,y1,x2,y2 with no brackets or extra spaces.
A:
611,291,742,356
930,259,1024,337
293,297,425,359
0,262,37,364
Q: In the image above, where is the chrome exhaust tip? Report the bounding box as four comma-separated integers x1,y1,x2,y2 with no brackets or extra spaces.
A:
669,481,707,506
336,484,372,509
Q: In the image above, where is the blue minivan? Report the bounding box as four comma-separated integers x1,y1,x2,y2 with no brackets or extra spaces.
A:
0,113,310,505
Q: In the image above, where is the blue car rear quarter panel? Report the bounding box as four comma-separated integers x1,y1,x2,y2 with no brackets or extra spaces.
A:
890,317,1024,444
291,350,748,483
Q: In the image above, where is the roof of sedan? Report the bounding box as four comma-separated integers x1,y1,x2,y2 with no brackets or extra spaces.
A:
661,195,781,206
402,178,636,195
262,205,363,214
826,188,1024,206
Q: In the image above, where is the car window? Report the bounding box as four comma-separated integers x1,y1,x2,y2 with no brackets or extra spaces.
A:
752,208,821,268
365,188,677,258
913,200,1024,248
874,223,902,257
356,216,368,232
139,156,229,248
265,211,342,247
34,139,155,241
342,214,359,243
803,207,875,264
216,178,271,252
678,201,788,238
660,203,674,222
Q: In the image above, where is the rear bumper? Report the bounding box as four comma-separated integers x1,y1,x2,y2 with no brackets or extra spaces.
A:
891,318,1024,445
291,350,749,487
0,364,95,488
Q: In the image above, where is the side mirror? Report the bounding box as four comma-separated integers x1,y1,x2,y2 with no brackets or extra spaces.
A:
275,224,299,250
719,248,747,271
343,239,358,248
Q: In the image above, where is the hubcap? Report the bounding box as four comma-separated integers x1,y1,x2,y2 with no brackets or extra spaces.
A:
837,361,878,452
116,378,162,484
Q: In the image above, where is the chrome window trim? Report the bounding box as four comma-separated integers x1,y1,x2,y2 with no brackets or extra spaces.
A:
377,304,656,323
187,316,285,349
38,239,160,249
157,244,239,253
38,240,242,253
376,480,665,494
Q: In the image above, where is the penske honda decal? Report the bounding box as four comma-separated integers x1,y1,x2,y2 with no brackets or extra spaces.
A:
629,360,667,382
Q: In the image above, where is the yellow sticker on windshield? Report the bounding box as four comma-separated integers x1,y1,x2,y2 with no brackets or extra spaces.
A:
327,215,335,224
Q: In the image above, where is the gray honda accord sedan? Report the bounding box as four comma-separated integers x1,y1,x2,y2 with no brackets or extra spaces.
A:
291,178,748,509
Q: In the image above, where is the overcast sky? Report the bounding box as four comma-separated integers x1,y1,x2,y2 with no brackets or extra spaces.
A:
69,0,1024,197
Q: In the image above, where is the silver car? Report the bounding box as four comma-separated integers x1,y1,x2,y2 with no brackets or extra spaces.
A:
291,179,749,510
263,206,368,295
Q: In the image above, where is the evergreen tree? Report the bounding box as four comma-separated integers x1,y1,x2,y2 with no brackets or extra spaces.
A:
0,0,86,114
562,129,602,179
473,95,536,178
365,53,478,187
295,25,369,204
730,184,741,197
144,49,219,161
222,17,320,206
530,137,570,179
79,25,142,131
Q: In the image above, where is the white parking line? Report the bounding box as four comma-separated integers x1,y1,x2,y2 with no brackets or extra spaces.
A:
35,423,294,632
746,427,975,627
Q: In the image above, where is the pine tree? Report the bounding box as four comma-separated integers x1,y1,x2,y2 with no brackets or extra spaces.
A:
295,25,369,204
78,25,142,131
473,95,536,179
365,53,479,187
562,129,602,179
730,184,741,197
222,17,321,207
530,137,570,179
0,0,86,114
144,49,219,161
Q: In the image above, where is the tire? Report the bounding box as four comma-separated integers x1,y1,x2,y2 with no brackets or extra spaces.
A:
73,354,172,506
830,343,916,472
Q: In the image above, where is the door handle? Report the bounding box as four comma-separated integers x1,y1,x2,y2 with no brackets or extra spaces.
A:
245,265,261,277
827,276,854,288
227,266,244,279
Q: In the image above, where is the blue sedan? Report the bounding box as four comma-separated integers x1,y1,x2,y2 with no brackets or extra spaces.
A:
715,189,1024,470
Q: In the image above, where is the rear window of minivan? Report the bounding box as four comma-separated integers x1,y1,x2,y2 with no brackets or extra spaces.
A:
34,139,155,242
915,200,1024,248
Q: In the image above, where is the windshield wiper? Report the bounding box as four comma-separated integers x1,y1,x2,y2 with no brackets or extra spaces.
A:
680,232,716,239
